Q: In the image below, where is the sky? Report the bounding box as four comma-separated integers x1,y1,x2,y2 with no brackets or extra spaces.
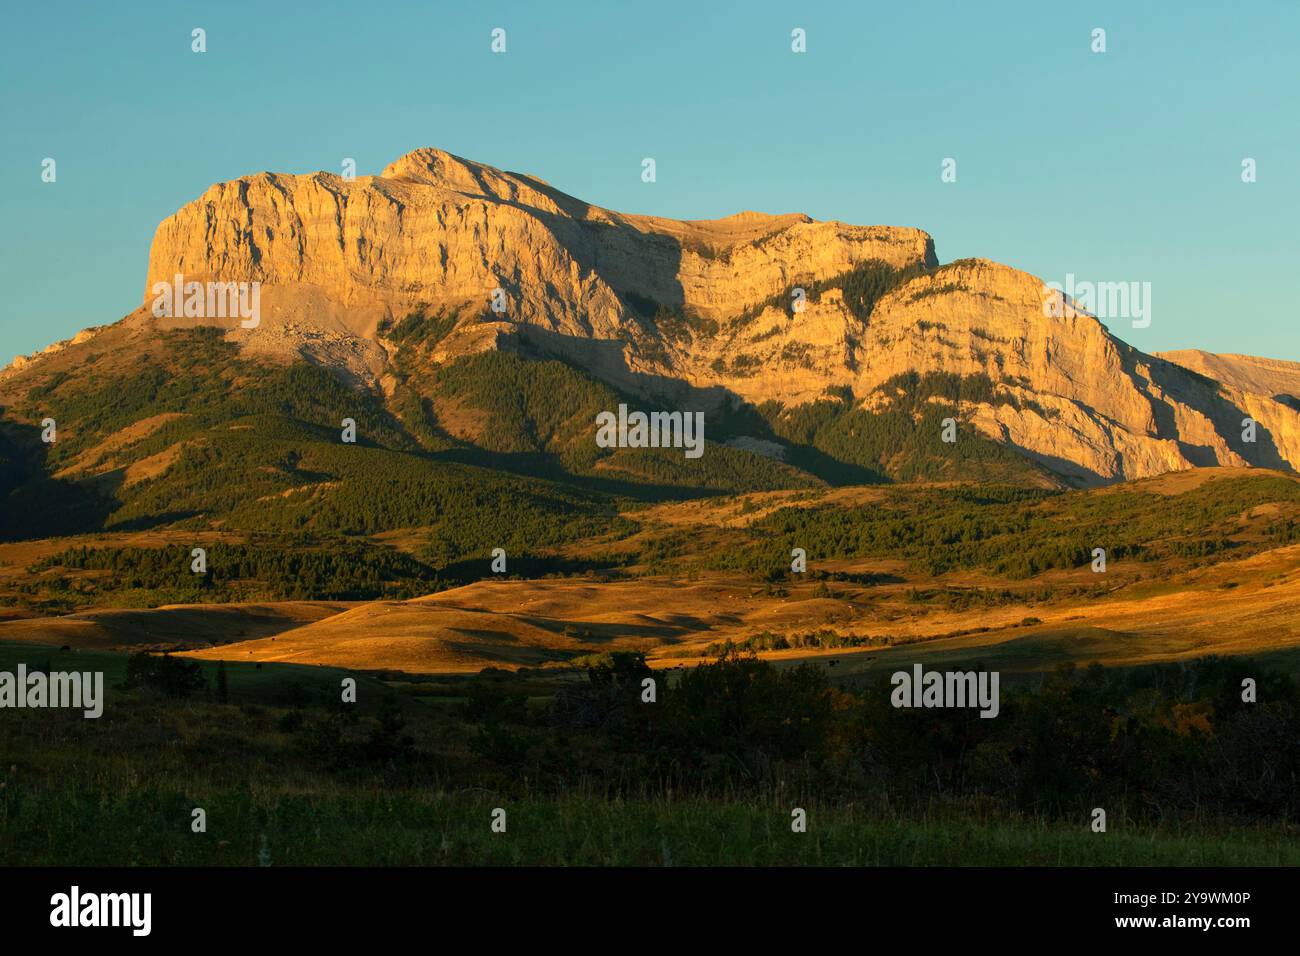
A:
1,0,1297,362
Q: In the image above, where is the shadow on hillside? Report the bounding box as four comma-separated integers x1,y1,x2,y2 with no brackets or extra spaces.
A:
497,325,887,487
478,178,696,332
1143,354,1293,470
990,347,1296,487
0,419,120,541
427,444,739,501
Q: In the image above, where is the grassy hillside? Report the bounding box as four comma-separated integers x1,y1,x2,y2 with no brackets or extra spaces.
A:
0,318,1061,555
7,468,1300,617
757,371,1054,485
400,348,827,493
0,331,628,550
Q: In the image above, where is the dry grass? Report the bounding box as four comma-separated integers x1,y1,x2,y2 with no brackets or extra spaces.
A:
0,601,353,648
6,470,1300,677
146,541,1300,676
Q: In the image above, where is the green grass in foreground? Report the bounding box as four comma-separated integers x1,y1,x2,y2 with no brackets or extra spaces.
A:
3,643,1296,867
3,791,1297,866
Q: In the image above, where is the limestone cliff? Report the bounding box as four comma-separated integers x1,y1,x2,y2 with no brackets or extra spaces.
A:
13,147,1300,485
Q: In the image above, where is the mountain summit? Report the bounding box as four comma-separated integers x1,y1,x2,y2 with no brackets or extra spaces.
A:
8,147,1300,488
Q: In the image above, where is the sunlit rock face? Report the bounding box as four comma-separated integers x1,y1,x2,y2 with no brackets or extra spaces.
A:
115,147,1300,483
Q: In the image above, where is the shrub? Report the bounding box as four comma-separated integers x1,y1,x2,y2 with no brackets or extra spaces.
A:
123,652,207,698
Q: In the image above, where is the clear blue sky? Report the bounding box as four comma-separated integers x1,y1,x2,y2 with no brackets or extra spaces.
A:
2,0,1296,361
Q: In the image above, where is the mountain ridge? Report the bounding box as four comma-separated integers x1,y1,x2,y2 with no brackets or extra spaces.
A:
4,147,1300,488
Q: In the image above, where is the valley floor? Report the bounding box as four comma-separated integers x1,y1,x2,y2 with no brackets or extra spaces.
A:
3,542,1298,679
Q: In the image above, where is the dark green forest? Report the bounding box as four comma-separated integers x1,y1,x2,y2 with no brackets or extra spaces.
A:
676,475,1300,579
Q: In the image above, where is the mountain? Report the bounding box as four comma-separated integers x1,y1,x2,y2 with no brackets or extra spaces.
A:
2,147,1299,543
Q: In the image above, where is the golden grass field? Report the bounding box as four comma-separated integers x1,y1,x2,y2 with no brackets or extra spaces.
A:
2,468,1298,679
164,543,1299,676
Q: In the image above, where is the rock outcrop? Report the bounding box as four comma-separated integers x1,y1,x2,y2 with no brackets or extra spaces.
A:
1158,350,1300,408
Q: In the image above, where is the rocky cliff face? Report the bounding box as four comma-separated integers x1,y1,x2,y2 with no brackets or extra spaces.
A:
145,147,933,337
25,147,1300,485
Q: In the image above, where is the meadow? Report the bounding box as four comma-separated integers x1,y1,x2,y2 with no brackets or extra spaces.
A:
2,640,1296,866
